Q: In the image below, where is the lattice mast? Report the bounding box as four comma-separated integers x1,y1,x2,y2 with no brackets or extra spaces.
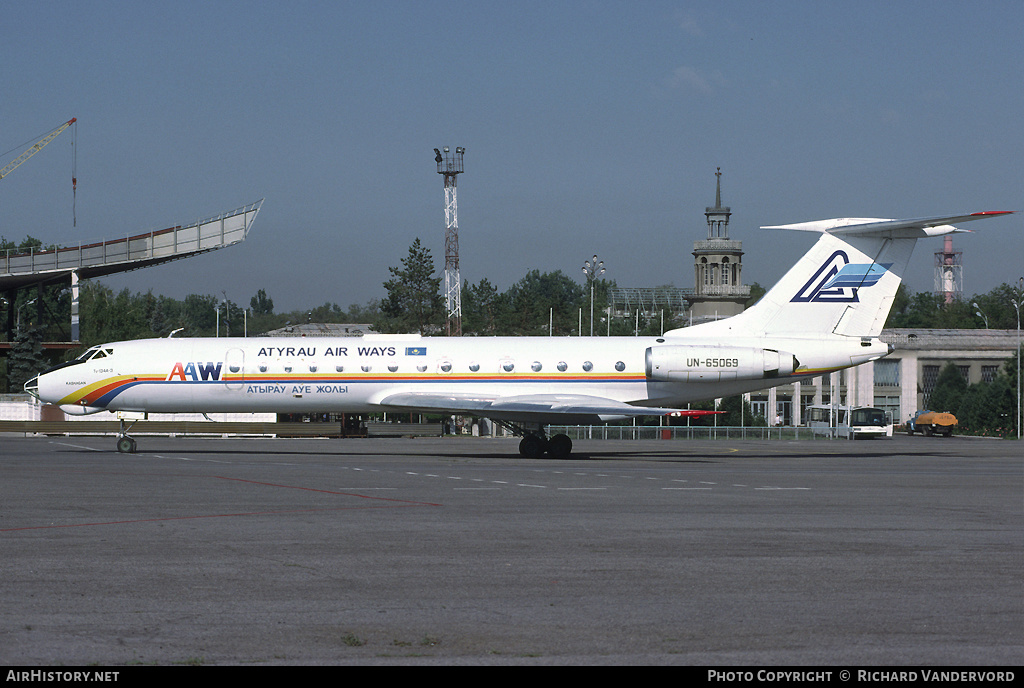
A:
435,147,465,336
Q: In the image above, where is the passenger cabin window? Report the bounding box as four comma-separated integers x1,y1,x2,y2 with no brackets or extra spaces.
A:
502,361,515,372
582,361,593,372
615,361,625,371
469,363,480,372
439,361,452,373
557,361,568,372
531,361,542,372
335,365,344,372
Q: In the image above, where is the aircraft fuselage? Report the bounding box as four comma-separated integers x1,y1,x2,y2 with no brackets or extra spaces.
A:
33,331,887,417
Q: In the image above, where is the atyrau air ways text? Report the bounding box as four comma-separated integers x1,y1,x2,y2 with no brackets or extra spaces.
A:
254,346,399,357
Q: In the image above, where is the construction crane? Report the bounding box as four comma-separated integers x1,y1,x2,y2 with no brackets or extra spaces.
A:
0,118,76,181
1,117,78,224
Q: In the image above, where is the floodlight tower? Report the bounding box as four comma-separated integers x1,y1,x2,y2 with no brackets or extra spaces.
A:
435,146,465,336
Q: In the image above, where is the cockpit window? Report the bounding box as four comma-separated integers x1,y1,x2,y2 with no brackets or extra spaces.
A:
77,346,115,361
77,346,100,361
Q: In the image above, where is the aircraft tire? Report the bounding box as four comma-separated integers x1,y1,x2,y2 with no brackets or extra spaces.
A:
116,437,136,454
519,435,547,459
547,434,572,458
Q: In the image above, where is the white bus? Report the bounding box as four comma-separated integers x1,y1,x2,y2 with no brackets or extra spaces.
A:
806,405,893,439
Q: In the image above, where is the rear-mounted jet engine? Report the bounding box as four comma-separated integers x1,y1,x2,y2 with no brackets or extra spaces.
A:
645,346,798,382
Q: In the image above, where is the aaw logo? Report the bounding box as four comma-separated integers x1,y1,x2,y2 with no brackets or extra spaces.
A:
167,362,223,381
791,250,892,303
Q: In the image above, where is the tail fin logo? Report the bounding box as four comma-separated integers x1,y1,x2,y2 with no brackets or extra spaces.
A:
791,250,892,303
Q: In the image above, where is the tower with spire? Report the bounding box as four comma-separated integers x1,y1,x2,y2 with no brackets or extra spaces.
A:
687,168,750,321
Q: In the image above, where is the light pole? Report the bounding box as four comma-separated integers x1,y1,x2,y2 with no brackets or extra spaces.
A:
17,298,37,335
972,302,989,329
582,255,605,336
1012,277,1023,440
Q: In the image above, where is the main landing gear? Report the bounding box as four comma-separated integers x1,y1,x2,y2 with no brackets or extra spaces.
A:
518,432,572,459
496,421,573,458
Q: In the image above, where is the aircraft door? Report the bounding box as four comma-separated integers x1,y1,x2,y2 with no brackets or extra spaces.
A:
225,348,245,390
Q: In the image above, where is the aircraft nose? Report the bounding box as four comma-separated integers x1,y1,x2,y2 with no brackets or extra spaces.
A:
26,366,67,405
24,374,40,401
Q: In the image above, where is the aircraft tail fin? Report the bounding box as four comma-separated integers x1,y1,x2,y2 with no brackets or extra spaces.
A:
671,212,1012,340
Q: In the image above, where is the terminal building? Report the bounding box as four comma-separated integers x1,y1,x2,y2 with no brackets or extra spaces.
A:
751,328,1019,426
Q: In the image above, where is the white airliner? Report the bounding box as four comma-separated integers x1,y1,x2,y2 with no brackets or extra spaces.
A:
25,211,1012,457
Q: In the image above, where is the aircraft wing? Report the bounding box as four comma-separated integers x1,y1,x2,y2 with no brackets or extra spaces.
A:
377,391,718,422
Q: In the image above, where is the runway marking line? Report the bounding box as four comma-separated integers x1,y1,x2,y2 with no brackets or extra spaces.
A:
1,476,440,533
214,476,441,506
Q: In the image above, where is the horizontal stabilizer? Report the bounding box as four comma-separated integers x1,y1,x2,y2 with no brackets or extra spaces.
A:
673,210,1016,340
762,211,1013,238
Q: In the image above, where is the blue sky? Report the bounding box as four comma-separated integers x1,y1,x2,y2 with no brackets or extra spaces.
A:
2,1,1021,314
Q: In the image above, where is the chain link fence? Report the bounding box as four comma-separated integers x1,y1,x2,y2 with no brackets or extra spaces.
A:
547,425,840,441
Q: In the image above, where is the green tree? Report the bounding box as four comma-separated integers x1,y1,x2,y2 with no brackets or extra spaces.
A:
462,278,500,335
971,283,1022,329
745,282,766,309
181,294,218,335
501,269,585,336
250,289,274,316
7,326,45,391
377,238,443,334
885,282,1021,330
954,375,1015,437
927,362,967,412
716,395,767,427
305,301,345,323
147,293,173,337
345,300,380,324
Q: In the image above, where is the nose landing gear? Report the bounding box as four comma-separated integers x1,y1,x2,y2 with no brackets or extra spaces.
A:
115,414,144,453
